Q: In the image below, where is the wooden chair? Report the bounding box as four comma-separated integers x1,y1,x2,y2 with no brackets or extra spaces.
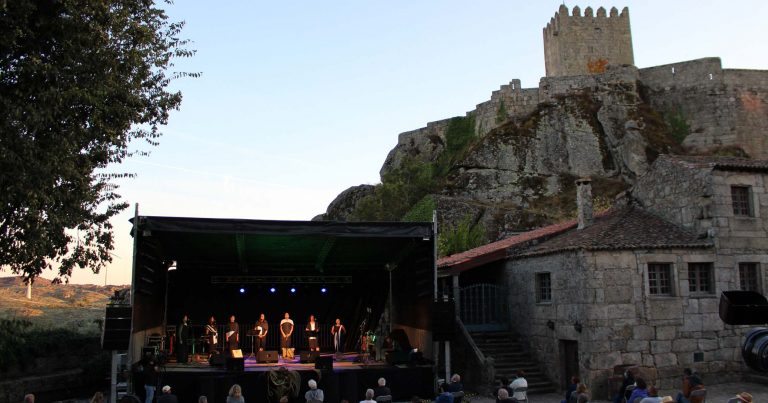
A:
375,395,392,403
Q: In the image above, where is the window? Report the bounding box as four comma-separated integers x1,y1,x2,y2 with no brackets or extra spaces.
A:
536,272,551,303
648,263,672,295
731,186,752,216
739,262,760,292
688,263,714,294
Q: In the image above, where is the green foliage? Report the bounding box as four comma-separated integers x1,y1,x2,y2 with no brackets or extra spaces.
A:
438,215,485,257
0,318,105,374
352,159,435,221
495,99,508,124
402,195,437,222
352,115,477,222
0,0,196,281
666,108,690,144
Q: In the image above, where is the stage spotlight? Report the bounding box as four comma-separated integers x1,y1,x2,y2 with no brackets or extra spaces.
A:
290,287,296,293
270,287,276,293
239,287,245,294
321,287,327,293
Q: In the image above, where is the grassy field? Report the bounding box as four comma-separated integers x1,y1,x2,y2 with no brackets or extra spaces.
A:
0,277,127,333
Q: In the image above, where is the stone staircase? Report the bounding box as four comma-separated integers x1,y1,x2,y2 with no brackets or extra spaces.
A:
471,331,556,395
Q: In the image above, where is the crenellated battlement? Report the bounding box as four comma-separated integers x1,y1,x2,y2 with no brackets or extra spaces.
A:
543,5,633,77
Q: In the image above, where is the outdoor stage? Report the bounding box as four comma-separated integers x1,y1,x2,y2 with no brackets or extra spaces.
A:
119,215,439,403
144,353,434,403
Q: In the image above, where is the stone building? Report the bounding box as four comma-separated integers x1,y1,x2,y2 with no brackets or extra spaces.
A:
439,155,768,397
543,5,634,77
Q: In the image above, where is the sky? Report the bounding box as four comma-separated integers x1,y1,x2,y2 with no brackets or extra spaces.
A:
12,0,768,286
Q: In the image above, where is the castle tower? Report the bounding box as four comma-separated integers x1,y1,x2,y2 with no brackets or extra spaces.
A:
543,5,634,77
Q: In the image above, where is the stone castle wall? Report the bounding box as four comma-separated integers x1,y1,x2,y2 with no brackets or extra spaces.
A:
639,59,768,158
543,5,633,77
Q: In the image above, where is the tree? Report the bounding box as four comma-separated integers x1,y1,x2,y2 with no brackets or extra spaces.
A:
0,0,196,282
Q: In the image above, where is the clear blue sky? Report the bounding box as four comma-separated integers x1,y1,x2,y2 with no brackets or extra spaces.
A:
32,1,768,285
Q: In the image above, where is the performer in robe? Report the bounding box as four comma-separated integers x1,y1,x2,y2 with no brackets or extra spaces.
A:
177,314,191,364
205,316,218,354
255,313,269,351
305,314,320,352
280,312,294,359
331,318,346,356
226,315,239,351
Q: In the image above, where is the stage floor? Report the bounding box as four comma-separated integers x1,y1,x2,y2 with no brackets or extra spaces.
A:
148,352,435,403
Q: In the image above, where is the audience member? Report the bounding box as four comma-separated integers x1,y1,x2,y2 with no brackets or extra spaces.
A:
305,379,324,403
447,374,463,393
227,384,245,403
563,376,579,403
157,385,179,403
374,378,391,398
24,394,35,403
280,396,289,403
509,370,528,401
613,370,635,403
639,386,661,403
435,383,454,403
627,378,649,403
496,388,512,403
360,389,376,403
675,374,704,403
734,392,753,402
571,383,589,403
199,396,209,403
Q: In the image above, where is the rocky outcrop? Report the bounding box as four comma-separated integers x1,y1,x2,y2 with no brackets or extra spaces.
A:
314,184,375,221
318,61,764,241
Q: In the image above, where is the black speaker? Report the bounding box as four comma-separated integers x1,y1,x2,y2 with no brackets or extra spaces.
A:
314,356,333,370
209,351,226,367
432,300,455,341
102,306,132,350
300,351,319,363
257,350,278,363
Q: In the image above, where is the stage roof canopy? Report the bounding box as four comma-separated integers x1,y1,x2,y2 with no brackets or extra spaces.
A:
130,216,436,273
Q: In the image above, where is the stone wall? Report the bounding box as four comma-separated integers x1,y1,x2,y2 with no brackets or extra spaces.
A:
543,5,633,77
505,247,751,399
639,58,768,158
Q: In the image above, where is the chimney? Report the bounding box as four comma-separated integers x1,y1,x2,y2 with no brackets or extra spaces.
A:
576,177,593,229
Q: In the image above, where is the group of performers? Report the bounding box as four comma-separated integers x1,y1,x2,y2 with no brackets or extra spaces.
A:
176,313,348,362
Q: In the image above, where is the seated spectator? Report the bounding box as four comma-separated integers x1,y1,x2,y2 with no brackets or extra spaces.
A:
91,392,105,403
497,388,513,403
199,397,209,403
639,386,661,403
374,378,391,398
508,370,528,401
734,392,753,403
157,385,179,403
305,379,324,403
563,376,579,403
227,384,245,403
675,374,704,403
627,378,649,403
24,394,35,403
435,383,454,403
360,389,376,403
571,383,590,403
447,374,463,392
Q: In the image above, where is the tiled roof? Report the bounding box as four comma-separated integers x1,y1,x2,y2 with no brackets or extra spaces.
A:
437,206,712,275
662,155,768,172
437,216,582,274
514,206,712,258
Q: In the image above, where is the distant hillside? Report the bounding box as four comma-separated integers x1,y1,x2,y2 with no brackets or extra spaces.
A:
0,277,127,331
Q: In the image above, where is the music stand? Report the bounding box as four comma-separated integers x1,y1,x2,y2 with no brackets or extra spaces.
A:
246,331,258,358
